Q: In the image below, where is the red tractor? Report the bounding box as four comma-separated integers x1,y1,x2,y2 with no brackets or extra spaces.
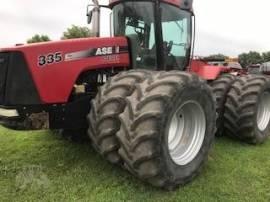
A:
0,0,270,190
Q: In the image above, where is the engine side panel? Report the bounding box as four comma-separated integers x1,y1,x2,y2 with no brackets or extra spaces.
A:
1,37,130,104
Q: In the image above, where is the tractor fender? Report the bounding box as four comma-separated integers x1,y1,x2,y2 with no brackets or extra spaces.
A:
190,60,225,80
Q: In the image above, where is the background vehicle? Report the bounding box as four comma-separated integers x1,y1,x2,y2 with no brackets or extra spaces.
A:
261,62,270,74
0,0,269,189
247,64,261,74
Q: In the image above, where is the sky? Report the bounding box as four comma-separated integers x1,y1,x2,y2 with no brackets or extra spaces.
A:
0,0,270,57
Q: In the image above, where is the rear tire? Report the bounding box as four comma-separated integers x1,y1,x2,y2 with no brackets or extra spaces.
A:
224,75,270,144
87,70,151,164
117,71,216,190
211,74,236,136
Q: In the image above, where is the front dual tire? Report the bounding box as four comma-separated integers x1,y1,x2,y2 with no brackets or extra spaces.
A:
88,70,216,190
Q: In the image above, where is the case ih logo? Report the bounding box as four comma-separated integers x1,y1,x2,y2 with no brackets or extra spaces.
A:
64,46,123,62
95,47,120,56
61,46,128,62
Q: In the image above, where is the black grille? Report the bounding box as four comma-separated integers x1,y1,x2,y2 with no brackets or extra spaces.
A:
5,52,41,105
0,52,9,104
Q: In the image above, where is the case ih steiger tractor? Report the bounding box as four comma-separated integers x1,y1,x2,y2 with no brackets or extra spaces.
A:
0,0,270,190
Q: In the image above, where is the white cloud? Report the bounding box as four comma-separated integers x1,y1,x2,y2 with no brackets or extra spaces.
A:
194,0,270,56
0,0,270,56
0,0,92,45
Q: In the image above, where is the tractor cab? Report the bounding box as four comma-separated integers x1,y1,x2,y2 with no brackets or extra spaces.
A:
89,0,193,70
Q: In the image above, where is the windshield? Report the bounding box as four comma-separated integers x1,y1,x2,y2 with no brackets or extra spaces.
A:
160,3,192,70
113,2,157,69
113,2,192,70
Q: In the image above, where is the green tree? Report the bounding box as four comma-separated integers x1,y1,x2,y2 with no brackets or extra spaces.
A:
262,51,270,62
61,25,94,39
203,54,228,61
238,51,263,68
27,34,51,44
238,53,248,68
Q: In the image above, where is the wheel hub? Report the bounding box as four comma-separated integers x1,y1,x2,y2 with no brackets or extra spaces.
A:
257,92,270,131
168,101,206,166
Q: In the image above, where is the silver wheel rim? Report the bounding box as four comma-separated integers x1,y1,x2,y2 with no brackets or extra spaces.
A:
168,101,206,166
257,92,270,131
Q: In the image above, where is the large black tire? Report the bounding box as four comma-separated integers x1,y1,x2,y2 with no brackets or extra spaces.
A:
224,75,270,144
87,70,151,165
117,71,216,190
211,74,236,136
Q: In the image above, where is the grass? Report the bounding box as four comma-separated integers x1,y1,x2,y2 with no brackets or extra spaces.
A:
0,127,270,202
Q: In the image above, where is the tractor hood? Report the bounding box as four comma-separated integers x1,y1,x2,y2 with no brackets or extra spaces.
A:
0,37,129,66
0,37,130,104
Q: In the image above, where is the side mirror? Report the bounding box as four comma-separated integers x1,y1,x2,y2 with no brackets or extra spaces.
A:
87,0,99,24
87,5,93,24
87,10,93,24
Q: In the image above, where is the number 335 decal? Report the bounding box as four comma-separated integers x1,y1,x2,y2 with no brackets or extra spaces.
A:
38,52,63,67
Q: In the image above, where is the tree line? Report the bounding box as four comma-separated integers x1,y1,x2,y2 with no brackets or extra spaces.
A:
203,52,270,68
27,25,94,43
238,51,270,68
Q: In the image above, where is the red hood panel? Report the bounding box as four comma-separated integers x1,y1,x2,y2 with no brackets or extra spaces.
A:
2,37,124,51
1,37,130,103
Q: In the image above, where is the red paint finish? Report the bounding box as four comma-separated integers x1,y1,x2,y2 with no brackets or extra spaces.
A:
1,37,130,104
190,60,226,80
162,0,182,7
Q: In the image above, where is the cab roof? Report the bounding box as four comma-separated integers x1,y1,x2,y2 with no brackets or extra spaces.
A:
109,0,193,10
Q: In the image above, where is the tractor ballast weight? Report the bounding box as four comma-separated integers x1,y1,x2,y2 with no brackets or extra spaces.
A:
0,0,269,190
